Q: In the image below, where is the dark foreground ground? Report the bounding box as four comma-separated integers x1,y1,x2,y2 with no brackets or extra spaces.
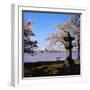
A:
24,60,80,77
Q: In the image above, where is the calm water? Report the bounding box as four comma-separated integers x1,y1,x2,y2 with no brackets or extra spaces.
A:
24,52,78,63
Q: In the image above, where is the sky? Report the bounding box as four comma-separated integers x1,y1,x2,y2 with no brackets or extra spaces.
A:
23,11,73,50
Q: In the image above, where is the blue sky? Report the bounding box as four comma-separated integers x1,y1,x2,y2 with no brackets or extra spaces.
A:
23,11,72,50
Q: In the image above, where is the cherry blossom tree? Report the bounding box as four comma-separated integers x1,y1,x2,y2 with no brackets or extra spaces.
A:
24,20,38,55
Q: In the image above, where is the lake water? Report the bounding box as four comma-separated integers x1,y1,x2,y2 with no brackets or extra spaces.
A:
24,52,78,63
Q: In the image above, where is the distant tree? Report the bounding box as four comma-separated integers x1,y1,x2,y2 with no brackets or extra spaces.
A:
24,20,38,55
44,48,48,52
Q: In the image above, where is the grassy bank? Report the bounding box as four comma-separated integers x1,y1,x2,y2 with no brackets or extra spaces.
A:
24,60,80,77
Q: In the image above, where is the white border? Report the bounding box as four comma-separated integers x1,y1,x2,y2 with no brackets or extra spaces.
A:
11,4,87,87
